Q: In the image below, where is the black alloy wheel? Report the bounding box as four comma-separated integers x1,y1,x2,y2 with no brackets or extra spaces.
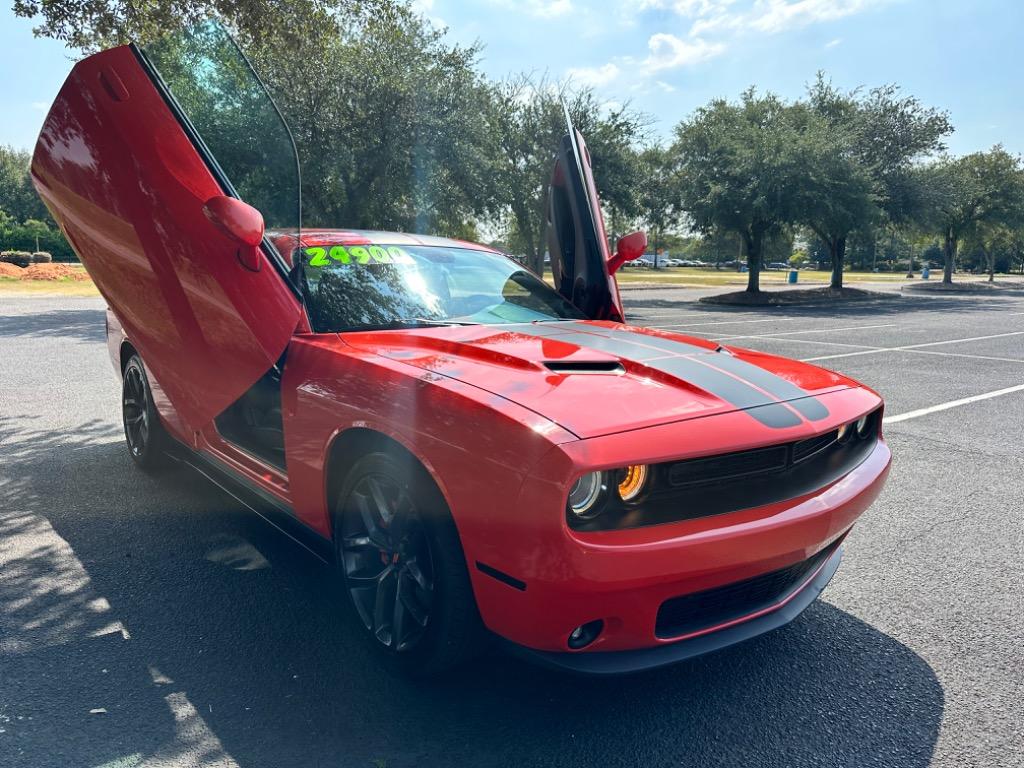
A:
123,363,150,457
333,452,483,675
122,355,169,471
340,471,435,652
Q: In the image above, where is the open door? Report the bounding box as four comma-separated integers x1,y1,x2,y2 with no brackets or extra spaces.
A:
31,22,302,432
545,107,625,322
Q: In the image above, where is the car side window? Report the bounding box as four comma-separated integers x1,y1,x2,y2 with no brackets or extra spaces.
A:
141,22,300,232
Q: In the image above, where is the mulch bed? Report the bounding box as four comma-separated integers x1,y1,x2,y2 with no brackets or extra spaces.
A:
700,286,886,306
902,280,1024,294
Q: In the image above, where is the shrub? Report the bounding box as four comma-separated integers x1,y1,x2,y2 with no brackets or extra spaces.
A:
31,251,53,263
0,250,32,267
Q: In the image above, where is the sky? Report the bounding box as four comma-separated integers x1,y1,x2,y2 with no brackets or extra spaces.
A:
2,0,1022,156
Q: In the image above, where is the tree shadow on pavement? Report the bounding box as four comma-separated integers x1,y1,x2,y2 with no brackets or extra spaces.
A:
0,419,944,768
0,308,106,343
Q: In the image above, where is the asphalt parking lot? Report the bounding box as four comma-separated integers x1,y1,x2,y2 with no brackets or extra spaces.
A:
1,286,1022,768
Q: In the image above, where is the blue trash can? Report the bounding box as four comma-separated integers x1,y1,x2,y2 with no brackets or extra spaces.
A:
922,266,930,280
788,269,798,284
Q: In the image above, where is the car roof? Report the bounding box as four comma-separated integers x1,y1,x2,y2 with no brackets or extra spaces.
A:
268,228,501,256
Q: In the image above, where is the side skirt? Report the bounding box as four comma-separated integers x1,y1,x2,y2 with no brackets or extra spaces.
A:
166,443,335,565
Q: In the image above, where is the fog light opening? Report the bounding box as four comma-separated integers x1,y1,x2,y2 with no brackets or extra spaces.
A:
567,619,604,650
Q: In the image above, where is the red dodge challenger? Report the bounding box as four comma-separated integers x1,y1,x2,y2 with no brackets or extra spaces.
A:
31,23,890,675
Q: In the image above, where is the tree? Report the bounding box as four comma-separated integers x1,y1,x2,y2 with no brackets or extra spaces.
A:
636,145,683,267
914,147,1024,283
0,146,50,222
670,89,805,293
966,221,1024,281
799,77,951,289
488,78,646,274
11,0,377,51
245,5,499,236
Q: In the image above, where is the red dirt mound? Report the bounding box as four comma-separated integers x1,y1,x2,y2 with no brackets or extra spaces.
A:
0,263,24,277
19,263,92,281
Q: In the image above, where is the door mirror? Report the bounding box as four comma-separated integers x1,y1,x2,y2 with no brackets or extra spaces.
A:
203,196,265,247
607,231,648,275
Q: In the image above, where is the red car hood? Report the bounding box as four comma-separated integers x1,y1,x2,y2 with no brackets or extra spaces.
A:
340,320,857,439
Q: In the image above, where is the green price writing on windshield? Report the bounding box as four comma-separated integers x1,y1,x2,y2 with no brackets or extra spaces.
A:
305,245,415,267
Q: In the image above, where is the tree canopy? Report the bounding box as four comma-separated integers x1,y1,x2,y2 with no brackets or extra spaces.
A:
670,89,810,292
6,0,1024,287
912,147,1024,283
487,77,647,273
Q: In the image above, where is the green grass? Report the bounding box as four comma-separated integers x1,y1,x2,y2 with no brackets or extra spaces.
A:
0,276,100,296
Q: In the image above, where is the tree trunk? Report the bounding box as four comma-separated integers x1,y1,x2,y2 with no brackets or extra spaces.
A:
744,232,762,293
943,228,956,284
829,236,846,290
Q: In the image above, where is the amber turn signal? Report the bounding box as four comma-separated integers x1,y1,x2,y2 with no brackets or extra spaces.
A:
617,465,649,502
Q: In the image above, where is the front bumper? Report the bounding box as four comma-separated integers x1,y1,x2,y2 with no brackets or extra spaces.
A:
467,420,890,662
503,542,843,674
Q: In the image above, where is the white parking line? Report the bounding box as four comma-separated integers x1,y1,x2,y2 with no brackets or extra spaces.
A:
904,349,1024,365
653,318,782,328
802,330,1024,362
714,323,896,340
883,384,1024,424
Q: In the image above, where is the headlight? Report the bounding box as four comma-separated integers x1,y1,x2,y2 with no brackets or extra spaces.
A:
855,414,870,438
567,471,607,519
617,465,649,502
837,422,852,443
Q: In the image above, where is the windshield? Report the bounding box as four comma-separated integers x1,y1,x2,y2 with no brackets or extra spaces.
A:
299,244,585,332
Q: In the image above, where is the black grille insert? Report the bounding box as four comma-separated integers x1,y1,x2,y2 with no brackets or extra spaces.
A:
792,429,839,462
569,408,881,532
654,539,841,639
668,445,788,486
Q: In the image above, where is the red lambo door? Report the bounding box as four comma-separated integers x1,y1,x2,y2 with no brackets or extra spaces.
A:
31,22,302,432
545,108,626,322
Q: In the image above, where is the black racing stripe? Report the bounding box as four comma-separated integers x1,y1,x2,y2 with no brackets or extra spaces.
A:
653,357,803,428
535,328,669,362
741,402,808,429
706,355,830,421
554,321,713,357
509,323,811,428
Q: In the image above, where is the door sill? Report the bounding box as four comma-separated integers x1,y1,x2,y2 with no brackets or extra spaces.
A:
165,441,334,564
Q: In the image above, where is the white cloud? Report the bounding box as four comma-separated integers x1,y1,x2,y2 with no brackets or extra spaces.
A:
642,33,725,72
749,0,882,34
825,37,842,47
635,0,889,38
410,0,446,28
566,62,621,87
656,80,677,93
520,0,573,18
31,102,49,112
634,0,736,14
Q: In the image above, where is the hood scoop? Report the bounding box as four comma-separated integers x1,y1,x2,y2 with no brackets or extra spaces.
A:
543,360,625,375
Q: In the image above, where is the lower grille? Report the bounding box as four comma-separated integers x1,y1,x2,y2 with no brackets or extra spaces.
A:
654,540,841,639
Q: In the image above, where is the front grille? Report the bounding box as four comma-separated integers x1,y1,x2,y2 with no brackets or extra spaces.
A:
668,445,788,486
792,429,838,462
654,539,841,639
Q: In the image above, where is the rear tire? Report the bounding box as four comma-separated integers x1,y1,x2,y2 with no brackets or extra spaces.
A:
333,451,483,677
122,354,171,472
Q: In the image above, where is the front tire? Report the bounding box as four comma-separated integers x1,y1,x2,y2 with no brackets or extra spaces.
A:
333,451,483,676
122,354,170,472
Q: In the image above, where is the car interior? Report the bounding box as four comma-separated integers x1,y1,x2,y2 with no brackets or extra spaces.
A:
214,365,287,470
